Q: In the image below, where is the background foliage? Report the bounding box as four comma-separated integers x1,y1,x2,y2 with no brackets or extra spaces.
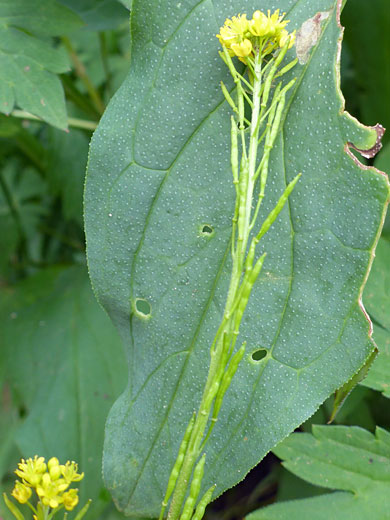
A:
0,0,389,519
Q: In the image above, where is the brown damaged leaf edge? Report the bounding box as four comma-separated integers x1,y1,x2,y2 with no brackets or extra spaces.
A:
333,0,390,421
348,123,385,159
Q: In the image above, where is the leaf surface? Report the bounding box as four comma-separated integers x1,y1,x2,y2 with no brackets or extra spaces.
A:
84,0,389,516
0,267,127,518
247,425,390,519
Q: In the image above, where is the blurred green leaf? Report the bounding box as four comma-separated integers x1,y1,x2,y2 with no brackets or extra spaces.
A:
0,0,83,36
116,0,131,10
0,266,127,518
248,426,390,519
364,238,390,331
0,159,47,277
362,326,390,399
44,128,88,225
58,0,129,30
361,238,390,398
374,143,390,238
342,0,390,145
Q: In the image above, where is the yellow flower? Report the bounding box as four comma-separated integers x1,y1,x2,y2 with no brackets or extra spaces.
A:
15,456,47,487
48,457,61,480
269,9,289,35
249,9,289,40
11,481,32,504
278,29,296,49
231,39,253,58
217,14,250,49
36,473,69,509
61,461,84,483
249,10,272,37
62,488,79,511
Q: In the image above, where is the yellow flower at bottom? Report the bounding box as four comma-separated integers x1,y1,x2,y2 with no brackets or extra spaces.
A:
231,39,253,58
36,473,68,509
15,456,47,487
63,488,79,511
11,481,32,504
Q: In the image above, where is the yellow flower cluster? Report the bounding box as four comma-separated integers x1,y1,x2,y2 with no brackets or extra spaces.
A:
11,455,84,512
217,9,296,59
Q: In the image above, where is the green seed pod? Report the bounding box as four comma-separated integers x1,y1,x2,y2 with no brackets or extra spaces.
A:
256,174,301,243
212,343,246,421
179,455,206,520
74,499,92,520
221,81,238,114
275,57,298,79
159,414,196,520
230,116,239,185
192,485,216,520
2,493,24,520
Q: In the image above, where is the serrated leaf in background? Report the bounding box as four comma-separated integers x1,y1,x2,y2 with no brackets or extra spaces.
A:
247,426,390,519
0,267,127,518
0,0,84,129
85,0,389,516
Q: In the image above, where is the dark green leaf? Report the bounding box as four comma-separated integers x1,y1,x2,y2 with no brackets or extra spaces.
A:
361,238,390,398
247,425,390,519
58,0,129,31
44,127,88,224
342,0,390,145
0,159,47,276
0,0,83,37
85,0,389,516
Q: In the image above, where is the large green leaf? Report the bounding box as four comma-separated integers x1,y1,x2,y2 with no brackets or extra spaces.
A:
0,0,83,129
0,266,127,518
84,0,389,516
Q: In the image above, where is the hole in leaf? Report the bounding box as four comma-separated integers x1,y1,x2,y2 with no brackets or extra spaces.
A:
135,298,151,318
200,224,214,235
251,348,268,362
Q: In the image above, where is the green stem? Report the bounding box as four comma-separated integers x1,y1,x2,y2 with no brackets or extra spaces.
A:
9,110,98,131
61,36,105,116
163,38,298,520
166,49,265,520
